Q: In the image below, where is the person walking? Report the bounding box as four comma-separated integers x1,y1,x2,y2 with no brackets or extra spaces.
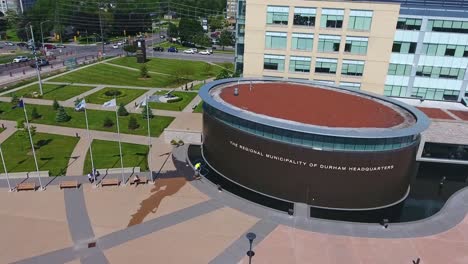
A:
194,162,202,179
133,175,140,187
87,173,94,183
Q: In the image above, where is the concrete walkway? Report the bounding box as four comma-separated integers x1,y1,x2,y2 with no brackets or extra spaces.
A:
103,62,171,76
124,88,157,111
183,95,202,112
0,120,17,144
66,137,92,176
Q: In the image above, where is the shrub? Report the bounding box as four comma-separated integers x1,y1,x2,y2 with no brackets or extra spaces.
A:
16,119,25,129
178,139,184,146
140,64,150,78
170,139,178,145
52,99,60,110
55,107,71,122
128,116,139,130
167,97,183,103
31,107,41,119
11,94,19,106
141,104,154,119
103,116,114,127
104,90,122,97
117,103,129,116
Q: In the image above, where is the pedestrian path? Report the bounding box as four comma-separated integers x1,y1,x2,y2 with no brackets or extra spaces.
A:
66,137,91,176
125,88,157,111
0,120,16,144
103,62,171,76
183,95,202,112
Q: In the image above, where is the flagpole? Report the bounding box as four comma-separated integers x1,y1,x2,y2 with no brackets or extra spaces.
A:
23,101,44,191
0,144,13,192
83,105,97,186
114,103,125,186
146,95,154,184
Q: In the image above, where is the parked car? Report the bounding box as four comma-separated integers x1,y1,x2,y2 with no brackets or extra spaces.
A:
183,48,196,54
167,46,178,53
160,35,166,39
30,58,49,68
112,44,119,49
44,44,56,49
56,44,65,48
17,42,28,47
12,56,29,63
210,32,221,38
199,50,211,55
153,46,164,52
5,42,14,46
117,41,123,46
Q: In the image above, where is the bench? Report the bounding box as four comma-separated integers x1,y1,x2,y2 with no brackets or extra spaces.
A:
130,176,148,186
60,180,79,189
101,178,121,187
16,182,36,191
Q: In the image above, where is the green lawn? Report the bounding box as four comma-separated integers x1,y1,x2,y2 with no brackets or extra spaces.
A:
157,41,184,50
0,127,5,134
109,57,224,81
192,83,203,90
83,140,149,174
0,132,78,176
5,29,21,42
49,63,181,88
7,84,95,101
0,102,174,137
193,101,203,113
215,62,235,72
149,91,197,111
85,87,147,105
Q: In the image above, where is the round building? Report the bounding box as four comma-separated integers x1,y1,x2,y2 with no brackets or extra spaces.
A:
199,78,430,210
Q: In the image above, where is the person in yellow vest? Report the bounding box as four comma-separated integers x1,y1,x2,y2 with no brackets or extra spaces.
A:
194,162,202,179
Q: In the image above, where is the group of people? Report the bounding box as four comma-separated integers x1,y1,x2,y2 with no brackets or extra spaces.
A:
87,169,100,183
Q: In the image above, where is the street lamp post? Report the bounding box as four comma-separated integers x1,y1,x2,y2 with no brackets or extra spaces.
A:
246,232,256,264
40,20,51,50
98,3,105,57
26,23,44,96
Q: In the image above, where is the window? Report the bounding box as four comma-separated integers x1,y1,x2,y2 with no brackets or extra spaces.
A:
384,85,407,97
416,66,465,80
339,82,361,90
341,60,364,76
265,32,287,49
320,9,344,29
427,19,468,34
315,58,337,74
267,6,289,25
387,64,412,76
289,56,311,73
392,41,417,54
412,87,459,101
348,10,373,31
291,33,313,51
422,43,468,57
314,80,335,85
396,18,422,30
263,54,285,71
294,7,316,26
318,35,340,52
344,37,368,55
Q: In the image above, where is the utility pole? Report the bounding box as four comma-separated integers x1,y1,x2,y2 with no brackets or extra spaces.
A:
29,25,44,96
98,3,105,57
40,20,51,50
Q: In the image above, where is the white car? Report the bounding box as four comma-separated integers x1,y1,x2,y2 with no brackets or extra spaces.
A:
183,48,196,54
117,41,123,46
199,50,211,55
12,56,29,63
112,44,119,49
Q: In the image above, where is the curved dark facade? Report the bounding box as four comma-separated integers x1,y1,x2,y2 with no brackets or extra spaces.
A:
199,78,430,210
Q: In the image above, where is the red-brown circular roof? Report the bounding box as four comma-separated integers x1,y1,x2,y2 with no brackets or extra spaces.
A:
218,82,411,128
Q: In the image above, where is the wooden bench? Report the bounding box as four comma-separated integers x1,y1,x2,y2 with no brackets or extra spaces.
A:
101,178,121,187
130,176,148,186
16,182,36,191
60,180,79,189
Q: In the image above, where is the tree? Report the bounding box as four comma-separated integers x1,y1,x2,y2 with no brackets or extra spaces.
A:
208,16,224,32
215,69,231,80
167,22,178,38
31,107,41,119
128,116,139,130
142,104,153,119
11,94,19,106
219,30,234,50
117,103,129,116
52,99,60,110
140,63,150,78
194,34,211,48
178,18,203,42
123,45,137,55
103,116,114,127
55,107,71,122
